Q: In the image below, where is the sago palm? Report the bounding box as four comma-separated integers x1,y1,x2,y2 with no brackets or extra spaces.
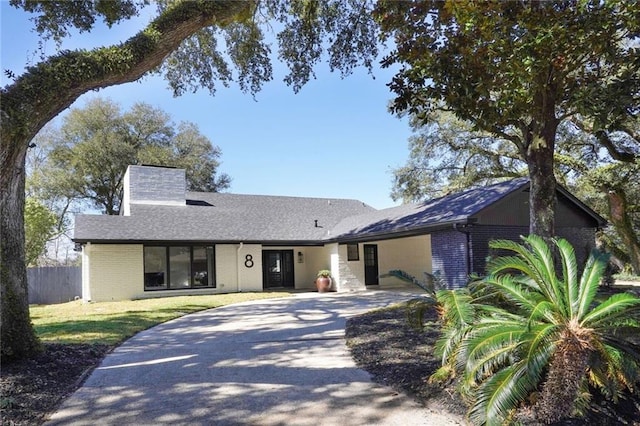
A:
433,235,640,425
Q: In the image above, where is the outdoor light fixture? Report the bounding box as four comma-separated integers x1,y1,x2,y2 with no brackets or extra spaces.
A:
298,251,304,263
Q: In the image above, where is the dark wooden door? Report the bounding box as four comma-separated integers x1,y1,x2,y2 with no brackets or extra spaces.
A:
364,244,379,285
262,250,294,288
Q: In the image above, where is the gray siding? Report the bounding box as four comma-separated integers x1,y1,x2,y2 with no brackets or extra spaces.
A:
469,225,598,277
431,230,469,288
470,225,529,275
126,165,186,206
475,189,596,228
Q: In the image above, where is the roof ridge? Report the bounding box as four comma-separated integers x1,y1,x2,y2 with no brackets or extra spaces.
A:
185,191,374,205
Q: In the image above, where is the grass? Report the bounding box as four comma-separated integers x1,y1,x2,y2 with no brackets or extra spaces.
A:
30,292,291,345
614,273,640,282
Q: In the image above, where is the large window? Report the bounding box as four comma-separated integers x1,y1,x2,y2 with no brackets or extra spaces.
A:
144,245,216,291
144,247,167,289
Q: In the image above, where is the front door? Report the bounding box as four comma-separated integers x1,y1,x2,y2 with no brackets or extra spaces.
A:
364,244,379,285
262,250,295,288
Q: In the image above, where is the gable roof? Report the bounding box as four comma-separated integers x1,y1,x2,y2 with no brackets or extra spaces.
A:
329,178,532,241
74,177,606,244
74,193,375,244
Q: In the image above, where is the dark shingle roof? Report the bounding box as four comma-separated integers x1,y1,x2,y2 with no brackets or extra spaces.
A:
329,178,530,240
74,177,604,244
74,193,375,243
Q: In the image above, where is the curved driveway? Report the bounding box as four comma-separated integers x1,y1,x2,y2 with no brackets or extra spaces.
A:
47,291,464,426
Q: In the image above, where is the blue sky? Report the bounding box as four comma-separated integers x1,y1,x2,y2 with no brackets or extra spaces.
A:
1,3,412,209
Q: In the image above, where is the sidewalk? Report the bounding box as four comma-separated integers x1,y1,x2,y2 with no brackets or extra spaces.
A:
46,291,465,426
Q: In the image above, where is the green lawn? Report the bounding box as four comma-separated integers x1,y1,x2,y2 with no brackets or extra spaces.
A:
30,292,291,346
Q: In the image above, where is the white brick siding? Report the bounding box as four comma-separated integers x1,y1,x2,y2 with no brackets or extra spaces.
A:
215,245,239,292
83,244,143,302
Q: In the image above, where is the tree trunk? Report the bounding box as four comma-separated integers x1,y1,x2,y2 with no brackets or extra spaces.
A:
0,0,252,360
524,130,558,240
1,139,41,360
534,328,592,423
606,189,640,275
520,80,560,240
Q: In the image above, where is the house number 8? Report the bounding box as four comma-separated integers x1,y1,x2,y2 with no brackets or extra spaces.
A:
244,254,254,268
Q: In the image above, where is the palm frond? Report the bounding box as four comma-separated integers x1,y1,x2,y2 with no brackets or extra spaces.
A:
465,328,523,386
555,237,578,318
524,235,564,303
488,236,559,303
436,289,474,327
482,273,541,313
527,300,557,326
522,324,556,383
468,361,532,426
576,249,610,318
435,321,474,369
582,292,640,327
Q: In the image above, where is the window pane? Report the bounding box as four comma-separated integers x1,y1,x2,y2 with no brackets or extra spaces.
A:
347,243,359,261
169,247,191,288
193,246,209,287
207,246,216,288
144,247,167,289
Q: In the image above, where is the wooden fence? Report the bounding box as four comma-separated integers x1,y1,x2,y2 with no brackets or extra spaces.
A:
28,266,82,305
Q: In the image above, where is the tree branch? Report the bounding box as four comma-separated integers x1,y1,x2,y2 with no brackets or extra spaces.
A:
1,1,253,147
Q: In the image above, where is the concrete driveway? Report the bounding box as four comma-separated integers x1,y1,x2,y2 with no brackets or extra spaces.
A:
47,291,465,425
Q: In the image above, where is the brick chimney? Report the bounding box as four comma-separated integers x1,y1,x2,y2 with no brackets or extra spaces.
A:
122,165,186,216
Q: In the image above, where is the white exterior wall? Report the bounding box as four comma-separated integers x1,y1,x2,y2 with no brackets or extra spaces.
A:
336,243,367,291
214,244,264,292
215,245,238,292
81,244,92,301
377,235,432,288
237,244,263,292
84,244,144,302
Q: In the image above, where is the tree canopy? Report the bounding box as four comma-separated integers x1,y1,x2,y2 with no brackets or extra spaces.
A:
24,197,58,267
393,112,640,274
30,97,231,216
375,0,640,237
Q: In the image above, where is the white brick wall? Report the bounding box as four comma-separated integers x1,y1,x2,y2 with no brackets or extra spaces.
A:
336,243,366,291
85,244,144,302
216,245,239,292
81,236,433,301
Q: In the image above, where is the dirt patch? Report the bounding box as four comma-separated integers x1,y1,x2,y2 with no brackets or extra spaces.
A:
1,343,111,425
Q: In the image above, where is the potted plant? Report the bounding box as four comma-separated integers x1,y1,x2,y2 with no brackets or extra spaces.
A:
315,270,333,293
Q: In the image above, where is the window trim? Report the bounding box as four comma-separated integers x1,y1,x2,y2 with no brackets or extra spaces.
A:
144,245,216,291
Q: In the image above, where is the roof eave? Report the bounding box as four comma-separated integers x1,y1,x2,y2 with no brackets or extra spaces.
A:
326,219,475,244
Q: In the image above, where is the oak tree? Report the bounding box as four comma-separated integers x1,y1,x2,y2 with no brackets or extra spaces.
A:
32,97,231,216
375,0,640,238
1,0,380,359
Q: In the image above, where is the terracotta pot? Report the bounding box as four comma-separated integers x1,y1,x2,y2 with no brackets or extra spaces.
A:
315,276,332,293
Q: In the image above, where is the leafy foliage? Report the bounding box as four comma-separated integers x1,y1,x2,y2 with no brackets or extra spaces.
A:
24,197,57,266
374,0,640,237
433,235,640,425
382,269,446,331
29,97,231,215
391,111,527,203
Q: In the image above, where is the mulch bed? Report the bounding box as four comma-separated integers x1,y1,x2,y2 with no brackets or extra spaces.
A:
1,344,111,425
345,300,640,426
